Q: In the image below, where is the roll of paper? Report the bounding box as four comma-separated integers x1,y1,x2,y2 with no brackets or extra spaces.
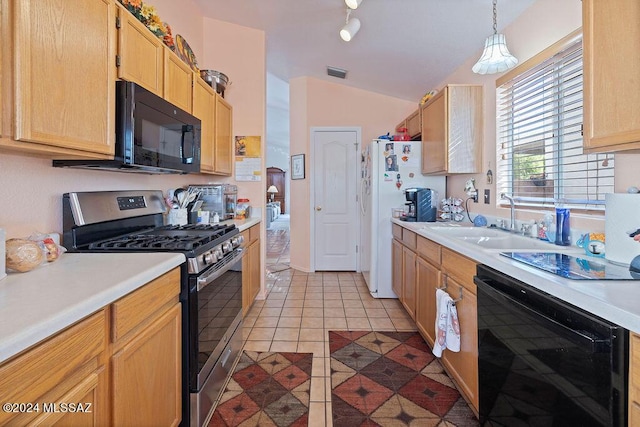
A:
605,194,640,266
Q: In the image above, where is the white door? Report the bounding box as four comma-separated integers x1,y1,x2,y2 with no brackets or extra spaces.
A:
313,129,358,271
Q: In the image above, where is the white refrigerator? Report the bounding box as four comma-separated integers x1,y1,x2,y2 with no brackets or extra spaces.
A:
360,139,446,298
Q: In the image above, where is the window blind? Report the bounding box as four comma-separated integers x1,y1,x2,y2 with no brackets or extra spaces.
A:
496,34,613,211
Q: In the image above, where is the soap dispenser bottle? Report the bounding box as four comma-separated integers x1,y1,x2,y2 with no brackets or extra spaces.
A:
212,212,220,224
554,205,571,246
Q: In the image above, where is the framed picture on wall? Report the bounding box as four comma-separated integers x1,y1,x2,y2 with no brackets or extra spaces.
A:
291,154,305,180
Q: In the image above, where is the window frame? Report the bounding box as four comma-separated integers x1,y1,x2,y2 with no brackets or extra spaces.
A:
495,29,613,213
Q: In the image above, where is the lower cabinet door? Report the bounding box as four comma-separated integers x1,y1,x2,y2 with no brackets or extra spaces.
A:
392,239,403,298
440,276,478,412
112,303,181,427
402,246,417,320
415,257,439,347
31,369,106,427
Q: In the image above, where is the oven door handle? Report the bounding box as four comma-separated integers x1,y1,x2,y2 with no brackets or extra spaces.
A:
475,276,610,353
197,249,245,291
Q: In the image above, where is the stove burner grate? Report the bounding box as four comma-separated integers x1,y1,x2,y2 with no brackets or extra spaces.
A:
90,234,214,251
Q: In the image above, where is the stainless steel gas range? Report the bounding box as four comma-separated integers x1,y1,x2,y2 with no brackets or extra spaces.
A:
62,190,245,427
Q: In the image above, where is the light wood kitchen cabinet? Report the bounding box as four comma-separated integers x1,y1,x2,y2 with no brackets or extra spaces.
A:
392,226,418,319
193,77,216,173
110,268,181,427
402,246,417,319
164,49,193,114
630,332,640,424
438,274,478,412
213,95,233,175
392,223,478,413
1,0,115,158
583,0,640,152
0,267,182,426
242,224,262,315
415,237,441,348
116,2,164,97
421,85,482,175
392,238,403,298
440,247,478,411
0,310,108,426
395,108,421,139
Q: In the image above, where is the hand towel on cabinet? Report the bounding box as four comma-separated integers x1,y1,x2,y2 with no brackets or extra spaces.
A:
432,288,461,357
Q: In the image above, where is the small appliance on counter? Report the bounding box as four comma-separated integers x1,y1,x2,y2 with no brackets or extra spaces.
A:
188,184,237,220
401,188,438,222
605,193,640,267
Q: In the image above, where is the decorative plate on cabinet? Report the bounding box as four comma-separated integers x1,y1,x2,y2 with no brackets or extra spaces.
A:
175,34,199,72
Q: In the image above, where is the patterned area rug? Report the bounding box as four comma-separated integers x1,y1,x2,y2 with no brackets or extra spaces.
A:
209,351,313,427
329,331,479,426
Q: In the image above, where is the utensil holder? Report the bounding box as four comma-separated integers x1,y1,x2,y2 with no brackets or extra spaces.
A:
167,208,188,226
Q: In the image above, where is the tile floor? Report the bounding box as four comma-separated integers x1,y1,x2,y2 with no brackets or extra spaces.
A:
239,217,418,427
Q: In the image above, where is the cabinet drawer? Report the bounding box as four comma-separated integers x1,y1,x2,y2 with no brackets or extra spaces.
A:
442,248,476,294
111,268,180,343
249,224,260,243
0,310,106,423
417,236,441,266
402,229,417,250
240,229,250,248
392,223,403,240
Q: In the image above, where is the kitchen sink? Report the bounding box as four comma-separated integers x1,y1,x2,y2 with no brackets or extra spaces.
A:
428,225,566,251
425,226,503,238
456,234,557,250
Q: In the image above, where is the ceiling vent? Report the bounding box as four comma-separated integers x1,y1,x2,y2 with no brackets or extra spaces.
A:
327,66,347,79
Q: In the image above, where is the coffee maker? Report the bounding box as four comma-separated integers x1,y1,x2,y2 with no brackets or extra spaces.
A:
402,188,438,222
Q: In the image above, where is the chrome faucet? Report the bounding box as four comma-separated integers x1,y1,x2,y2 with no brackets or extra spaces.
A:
500,193,516,232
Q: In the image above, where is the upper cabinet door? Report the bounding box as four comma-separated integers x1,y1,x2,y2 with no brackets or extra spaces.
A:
421,85,482,175
214,95,232,176
13,0,115,155
421,91,447,174
116,3,163,97
164,50,193,114
193,77,216,174
583,0,640,152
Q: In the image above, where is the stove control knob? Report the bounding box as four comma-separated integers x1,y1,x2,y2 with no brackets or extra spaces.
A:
214,247,224,260
203,252,216,265
222,241,233,254
232,235,244,248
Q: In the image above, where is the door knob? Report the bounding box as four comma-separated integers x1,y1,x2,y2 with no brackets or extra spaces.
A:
316,206,322,211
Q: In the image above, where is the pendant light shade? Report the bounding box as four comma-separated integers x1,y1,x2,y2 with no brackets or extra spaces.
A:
340,17,360,42
345,0,362,9
472,0,518,75
472,33,518,74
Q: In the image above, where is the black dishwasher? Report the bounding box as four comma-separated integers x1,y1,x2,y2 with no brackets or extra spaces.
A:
475,264,628,426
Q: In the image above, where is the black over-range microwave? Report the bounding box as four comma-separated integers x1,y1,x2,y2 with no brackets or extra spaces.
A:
53,81,201,174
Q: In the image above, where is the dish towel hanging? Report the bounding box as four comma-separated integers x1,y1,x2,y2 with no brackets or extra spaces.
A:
432,288,461,357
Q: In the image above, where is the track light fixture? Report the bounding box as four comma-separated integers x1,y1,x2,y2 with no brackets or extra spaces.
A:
345,0,362,10
340,8,360,42
472,0,518,75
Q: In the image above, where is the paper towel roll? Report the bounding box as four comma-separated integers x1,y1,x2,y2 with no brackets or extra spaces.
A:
605,194,640,266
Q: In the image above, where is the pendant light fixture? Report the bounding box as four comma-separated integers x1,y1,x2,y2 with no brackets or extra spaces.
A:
345,0,362,9
340,8,360,42
472,0,518,75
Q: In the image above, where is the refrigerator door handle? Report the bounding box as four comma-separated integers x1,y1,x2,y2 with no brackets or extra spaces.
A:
360,179,366,215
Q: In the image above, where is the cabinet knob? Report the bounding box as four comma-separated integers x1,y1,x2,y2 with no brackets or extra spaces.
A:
315,206,322,211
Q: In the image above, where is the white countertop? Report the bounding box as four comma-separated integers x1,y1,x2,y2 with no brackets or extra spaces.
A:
392,218,640,333
226,216,261,232
0,252,184,364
